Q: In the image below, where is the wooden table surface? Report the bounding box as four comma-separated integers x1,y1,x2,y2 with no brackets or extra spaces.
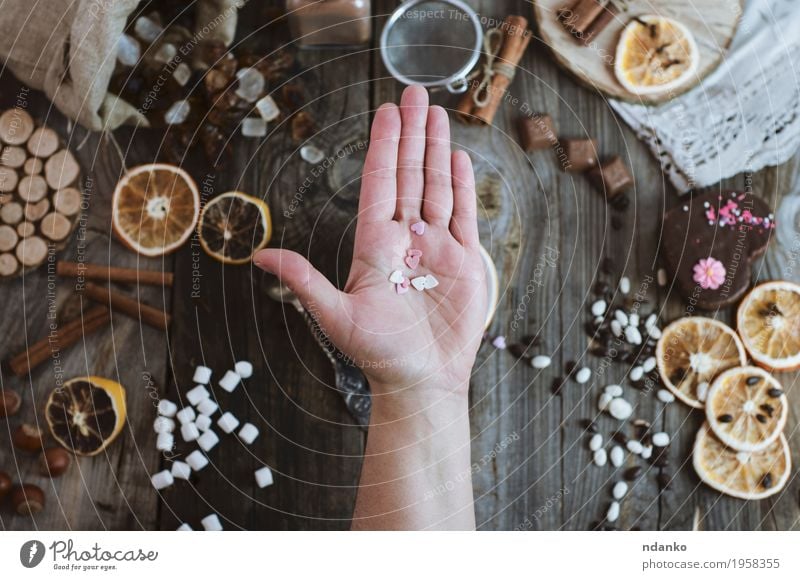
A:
1,0,798,531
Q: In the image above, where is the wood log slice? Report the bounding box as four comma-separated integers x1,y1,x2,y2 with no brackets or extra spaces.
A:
53,187,82,216
40,212,72,241
1,202,23,225
27,127,59,158
24,198,50,222
16,221,35,238
15,235,48,266
23,157,43,175
0,224,18,252
45,150,80,190
0,108,35,145
18,174,48,203
0,252,18,276
0,166,18,193
1,146,27,168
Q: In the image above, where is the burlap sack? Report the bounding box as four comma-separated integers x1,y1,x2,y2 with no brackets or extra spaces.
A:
0,0,241,132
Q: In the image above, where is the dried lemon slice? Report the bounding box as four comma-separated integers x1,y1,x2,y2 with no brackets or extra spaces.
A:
693,424,790,500
706,367,787,452
656,317,746,408
45,376,127,457
198,191,271,264
736,281,800,371
614,15,699,97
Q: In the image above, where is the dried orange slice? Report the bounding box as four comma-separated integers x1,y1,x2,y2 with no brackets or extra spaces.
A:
736,281,800,371
693,424,790,500
706,367,787,452
112,163,200,256
656,317,746,408
45,376,127,456
198,191,271,264
614,15,699,97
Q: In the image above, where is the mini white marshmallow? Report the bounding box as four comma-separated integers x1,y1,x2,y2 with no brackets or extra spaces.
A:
410,276,427,291
156,432,175,452
192,365,212,385
196,398,219,417
217,412,240,434
201,513,223,531
153,416,175,434
197,429,220,452
234,361,253,378
218,370,241,393
176,523,193,531
238,423,259,445
171,461,191,480
158,399,178,417
424,274,439,289
151,470,174,490
575,367,592,384
388,270,404,284
181,422,200,442
176,407,196,425
255,466,274,488
186,450,209,471
195,414,212,432
186,385,211,406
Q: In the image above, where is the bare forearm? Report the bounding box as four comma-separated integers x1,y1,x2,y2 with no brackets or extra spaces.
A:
351,384,475,530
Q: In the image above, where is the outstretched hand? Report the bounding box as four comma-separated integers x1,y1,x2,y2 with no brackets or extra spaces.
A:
254,86,487,396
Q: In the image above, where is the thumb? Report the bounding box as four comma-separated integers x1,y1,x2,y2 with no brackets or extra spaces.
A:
253,249,345,319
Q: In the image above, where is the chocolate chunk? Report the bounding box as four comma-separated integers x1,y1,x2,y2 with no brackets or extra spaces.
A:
518,115,556,152
587,156,633,199
561,139,598,172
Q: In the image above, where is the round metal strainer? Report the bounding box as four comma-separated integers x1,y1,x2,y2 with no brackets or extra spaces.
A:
380,0,483,93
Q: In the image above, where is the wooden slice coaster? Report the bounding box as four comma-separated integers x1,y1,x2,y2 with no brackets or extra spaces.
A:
0,109,83,279
534,0,743,105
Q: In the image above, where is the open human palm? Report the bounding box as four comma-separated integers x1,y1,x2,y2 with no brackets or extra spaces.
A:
255,86,487,394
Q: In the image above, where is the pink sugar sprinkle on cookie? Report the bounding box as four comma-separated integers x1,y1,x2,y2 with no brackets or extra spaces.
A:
407,248,422,258
404,255,420,270
410,221,426,235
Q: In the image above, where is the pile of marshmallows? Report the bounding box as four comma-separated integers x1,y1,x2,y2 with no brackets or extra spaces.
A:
389,222,439,294
149,361,273,531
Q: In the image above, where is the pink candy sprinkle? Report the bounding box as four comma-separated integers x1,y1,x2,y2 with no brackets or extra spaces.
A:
407,248,422,258
693,257,726,290
492,336,507,350
410,221,426,236
396,283,409,295
405,255,420,269
401,277,410,288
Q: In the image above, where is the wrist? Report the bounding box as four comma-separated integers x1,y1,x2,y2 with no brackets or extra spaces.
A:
367,378,469,428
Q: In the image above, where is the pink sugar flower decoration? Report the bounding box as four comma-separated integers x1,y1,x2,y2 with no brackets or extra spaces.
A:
693,257,726,290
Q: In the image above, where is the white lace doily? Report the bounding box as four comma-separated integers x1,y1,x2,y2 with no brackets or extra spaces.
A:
610,0,800,193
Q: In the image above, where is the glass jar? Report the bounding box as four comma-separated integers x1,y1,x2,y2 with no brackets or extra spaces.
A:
287,1,372,48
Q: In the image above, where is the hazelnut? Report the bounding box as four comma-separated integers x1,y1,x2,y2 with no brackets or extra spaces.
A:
12,424,44,453
0,390,21,417
0,471,12,501
11,484,45,515
40,447,71,477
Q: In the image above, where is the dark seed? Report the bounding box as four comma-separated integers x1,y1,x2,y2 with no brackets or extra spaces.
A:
746,376,761,386
564,360,577,376
717,414,733,423
760,403,774,417
652,452,669,468
520,334,541,348
768,388,784,398
610,194,630,211
601,257,615,275
551,377,564,396
507,343,529,360
580,419,598,433
585,321,599,337
755,414,768,424
656,472,671,491
624,466,642,481
612,431,628,445
594,280,610,296
761,472,773,489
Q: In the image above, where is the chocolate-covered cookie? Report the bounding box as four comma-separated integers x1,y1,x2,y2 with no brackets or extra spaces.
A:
661,191,775,310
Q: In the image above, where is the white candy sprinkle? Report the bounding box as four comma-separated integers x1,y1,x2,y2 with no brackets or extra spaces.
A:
647,326,662,340
234,361,253,379
186,450,209,472
193,366,212,385
186,385,211,406
575,367,592,384
610,445,624,467
652,432,670,447
255,466,274,488
198,430,220,452
217,412,240,434
195,414,212,432
171,461,191,480
619,277,631,294
134,16,163,43
197,398,219,417
176,407,196,425
172,63,192,87
657,268,667,286
598,393,613,411
697,382,710,402
612,481,628,500
218,370,241,393
531,355,552,369
177,523,193,531
629,366,644,382
606,501,620,522
628,313,640,327
641,445,653,459
153,416,175,434
153,42,177,64
116,34,141,67
255,95,280,122
589,433,603,451
156,432,174,452
410,276,427,291
642,357,657,373
181,422,200,442
238,423,259,445
593,448,608,467
657,389,676,403
614,310,628,326
424,274,439,289
624,326,642,345
300,145,326,164
241,117,267,138
590,300,607,316
626,440,643,454
604,384,623,397
610,320,623,337
645,314,657,329
164,100,190,125
608,398,633,420
151,470,174,490
235,67,265,102
201,513,223,531
158,399,178,418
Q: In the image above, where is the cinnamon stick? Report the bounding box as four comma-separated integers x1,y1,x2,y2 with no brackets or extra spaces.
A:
7,305,110,377
57,261,174,287
83,282,171,331
457,15,532,126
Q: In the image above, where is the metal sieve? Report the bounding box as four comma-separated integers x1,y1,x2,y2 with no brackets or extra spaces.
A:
380,0,483,93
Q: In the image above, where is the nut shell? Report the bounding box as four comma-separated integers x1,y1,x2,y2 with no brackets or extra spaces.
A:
40,447,72,477
11,484,45,515
12,423,44,452
0,390,21,417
